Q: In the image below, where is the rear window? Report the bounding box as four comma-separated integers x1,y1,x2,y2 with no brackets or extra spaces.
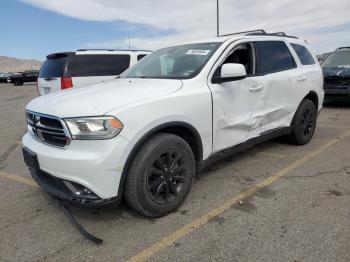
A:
67,55,131,77
39,57,67,78
255,41,296,75
291,44,315,65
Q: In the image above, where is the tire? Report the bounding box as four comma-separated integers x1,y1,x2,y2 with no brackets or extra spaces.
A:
124,133,195,217
289,99,317,145
13,80,23,86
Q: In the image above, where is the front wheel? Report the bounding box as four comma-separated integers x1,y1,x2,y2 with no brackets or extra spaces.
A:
289,99,317,145
124,133,195,217
13,80,23,86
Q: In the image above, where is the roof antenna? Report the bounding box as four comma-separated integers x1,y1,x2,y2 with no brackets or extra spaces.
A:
216,0,220,37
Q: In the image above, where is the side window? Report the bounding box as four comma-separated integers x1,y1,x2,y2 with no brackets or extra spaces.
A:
291,44,315,65
214,43,254,78
255,41,296,75
137,54,147,61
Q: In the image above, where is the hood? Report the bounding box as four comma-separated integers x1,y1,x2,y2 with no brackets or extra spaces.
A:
322,66,350,77
26,78,183,118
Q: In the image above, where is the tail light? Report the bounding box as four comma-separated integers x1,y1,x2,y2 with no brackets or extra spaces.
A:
61,77,73,90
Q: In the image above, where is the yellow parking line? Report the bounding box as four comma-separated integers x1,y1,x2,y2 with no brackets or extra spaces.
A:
127,128,350,262
0,171,38,187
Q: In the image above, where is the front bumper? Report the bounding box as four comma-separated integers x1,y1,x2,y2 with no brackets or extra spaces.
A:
29,163,119,206
22,132,133,202
324,87,350,97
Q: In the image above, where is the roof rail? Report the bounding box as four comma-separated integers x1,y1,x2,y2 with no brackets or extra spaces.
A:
219,29,266,37
335,47,350,51
76,48,153,52
245,31,298,39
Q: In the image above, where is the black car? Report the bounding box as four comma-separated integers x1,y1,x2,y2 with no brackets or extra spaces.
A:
0,72,11,83
8,70,39,86
322,48,350,99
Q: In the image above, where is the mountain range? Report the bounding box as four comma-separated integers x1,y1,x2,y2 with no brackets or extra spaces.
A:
0,56,42,72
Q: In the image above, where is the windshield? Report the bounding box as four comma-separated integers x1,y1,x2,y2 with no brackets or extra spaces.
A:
121,42,221,79
322,51,350,68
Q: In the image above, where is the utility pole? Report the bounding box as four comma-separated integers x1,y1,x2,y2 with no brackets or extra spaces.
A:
216,0,219,36
128,36,131,50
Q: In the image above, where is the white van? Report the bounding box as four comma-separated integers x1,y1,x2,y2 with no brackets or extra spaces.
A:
37,49,151,95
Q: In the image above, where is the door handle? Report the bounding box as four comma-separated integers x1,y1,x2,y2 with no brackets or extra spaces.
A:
297,76,306,82
249,85,263,92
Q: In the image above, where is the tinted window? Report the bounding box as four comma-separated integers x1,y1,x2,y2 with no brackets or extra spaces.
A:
137,54,147,61
255,41,296,74
291,44,315,65
39,57,67,78
67,55,130,77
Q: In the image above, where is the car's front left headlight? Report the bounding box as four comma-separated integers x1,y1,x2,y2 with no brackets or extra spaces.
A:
64,116,123,140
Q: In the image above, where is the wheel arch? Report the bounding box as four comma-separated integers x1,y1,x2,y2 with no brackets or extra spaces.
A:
117,121,203,201
304,91,319,110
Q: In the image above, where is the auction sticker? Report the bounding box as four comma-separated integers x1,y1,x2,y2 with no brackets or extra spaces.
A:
186,49,211,55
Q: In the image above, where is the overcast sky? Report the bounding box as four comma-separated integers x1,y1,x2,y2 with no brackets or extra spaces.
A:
1,0,350,60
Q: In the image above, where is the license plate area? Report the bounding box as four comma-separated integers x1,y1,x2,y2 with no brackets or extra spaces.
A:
22,147,40,170
42,86,51,94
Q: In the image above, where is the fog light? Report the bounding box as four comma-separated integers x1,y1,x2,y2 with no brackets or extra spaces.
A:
63,181,99,200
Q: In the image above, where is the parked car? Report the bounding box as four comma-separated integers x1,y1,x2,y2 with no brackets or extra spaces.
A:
8,70,39,86
322,48,350,99
316,52,330,63
22,30,323,218
0,72,11,83
6,72,20,83
37,49,151,95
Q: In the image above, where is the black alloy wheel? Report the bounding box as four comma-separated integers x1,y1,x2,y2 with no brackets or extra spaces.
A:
300,107,315,138
146,150,187,204
290,99,317,145
124,133,195,217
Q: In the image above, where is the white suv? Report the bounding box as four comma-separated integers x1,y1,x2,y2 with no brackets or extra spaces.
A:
37,49,151,95
22,30,324,217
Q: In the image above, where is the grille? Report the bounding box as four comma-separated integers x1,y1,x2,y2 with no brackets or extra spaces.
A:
26,111,70,148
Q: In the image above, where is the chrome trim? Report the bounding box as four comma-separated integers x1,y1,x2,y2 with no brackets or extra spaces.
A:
26,110,71,149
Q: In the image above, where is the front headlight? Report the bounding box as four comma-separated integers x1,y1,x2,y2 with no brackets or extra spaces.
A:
64,116,123,140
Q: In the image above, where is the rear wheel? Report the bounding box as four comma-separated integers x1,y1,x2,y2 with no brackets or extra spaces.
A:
289,99,317,145
124,133,195,217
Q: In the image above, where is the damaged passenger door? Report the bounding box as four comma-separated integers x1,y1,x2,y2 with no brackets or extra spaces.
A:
208,41,266,152
251,40,297,136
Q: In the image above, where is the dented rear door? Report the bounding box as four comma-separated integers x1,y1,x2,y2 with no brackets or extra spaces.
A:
250,40,299,137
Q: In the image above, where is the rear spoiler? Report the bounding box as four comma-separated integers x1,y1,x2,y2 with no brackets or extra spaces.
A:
46,52,73,59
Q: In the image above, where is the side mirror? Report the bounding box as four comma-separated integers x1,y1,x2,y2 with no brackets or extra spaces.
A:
212,63,247,84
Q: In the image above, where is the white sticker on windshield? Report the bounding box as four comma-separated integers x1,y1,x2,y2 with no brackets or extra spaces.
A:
186,49,211,56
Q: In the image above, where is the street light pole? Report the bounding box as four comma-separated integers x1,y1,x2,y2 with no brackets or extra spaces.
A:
216,0,219,37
